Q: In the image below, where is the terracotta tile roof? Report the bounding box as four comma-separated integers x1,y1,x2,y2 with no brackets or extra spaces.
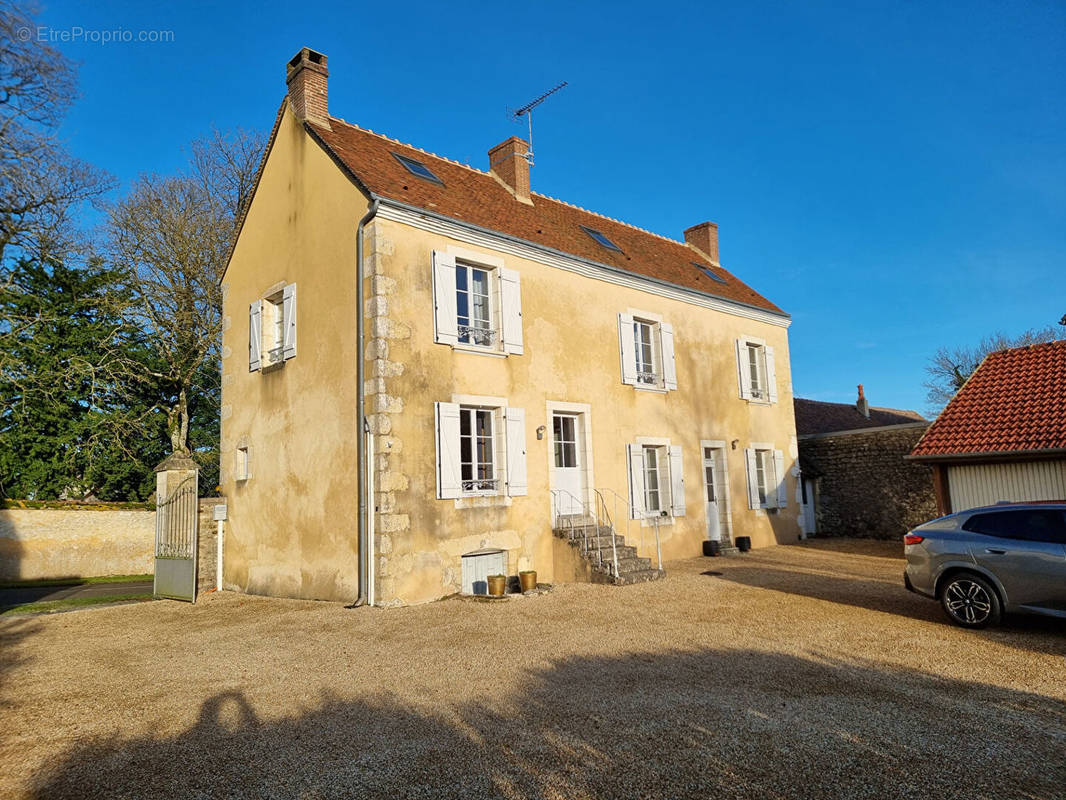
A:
308,118,785,315
794,398,925,436
910,339,1066,458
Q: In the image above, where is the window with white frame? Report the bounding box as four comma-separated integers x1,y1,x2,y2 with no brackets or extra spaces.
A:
235,445,250,482
735,336,777,403
618,312,677,391
633,319,659,386
249,283,297,371
456,263,494,347
642,445,665,512
626,441,686,519
432,250,523,355
459,406,497,493
435,401,527,499
744,446,786,509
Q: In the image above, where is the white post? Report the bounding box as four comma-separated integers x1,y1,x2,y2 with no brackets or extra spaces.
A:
216,520,224,591
367,426,375,607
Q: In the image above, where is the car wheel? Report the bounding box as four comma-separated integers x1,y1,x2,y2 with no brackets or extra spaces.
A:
939,573,1002,629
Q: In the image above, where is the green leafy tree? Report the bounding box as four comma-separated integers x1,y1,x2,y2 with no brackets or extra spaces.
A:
0,258,167,499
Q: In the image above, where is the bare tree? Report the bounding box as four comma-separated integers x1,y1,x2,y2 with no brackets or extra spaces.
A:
0,1,113,265
106,128,265,455
924,325,1062,412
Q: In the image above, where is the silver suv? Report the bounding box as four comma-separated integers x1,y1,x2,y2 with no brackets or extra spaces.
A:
904,503,1066,628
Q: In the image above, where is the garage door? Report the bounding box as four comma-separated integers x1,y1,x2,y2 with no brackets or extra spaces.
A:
948,460,1066,511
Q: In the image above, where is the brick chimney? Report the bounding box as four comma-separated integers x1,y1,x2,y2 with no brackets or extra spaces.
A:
286,48,329,127
684,221,719,263
857,384,870,418
488,137,532,204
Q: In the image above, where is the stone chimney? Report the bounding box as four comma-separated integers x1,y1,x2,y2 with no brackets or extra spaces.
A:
684,221,719,263
286,48,329,127
857,384,870,418
488,137,532,204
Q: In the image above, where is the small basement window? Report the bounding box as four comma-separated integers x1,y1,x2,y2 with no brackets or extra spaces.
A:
392,152,443,185
580,225,622,251
692,262,727,283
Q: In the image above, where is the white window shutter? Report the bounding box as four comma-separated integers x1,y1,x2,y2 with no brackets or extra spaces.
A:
765,345,778,403
627,444,645,519
735,339,751,400
744,448,760,509
435,402,462,499
282,283,297,360
432,251,458,346
249,301,262,372
774,450,787,507
660,322,678,391
499,268,524,355
669,444,686,517
505,407,528,496
618,313,637,386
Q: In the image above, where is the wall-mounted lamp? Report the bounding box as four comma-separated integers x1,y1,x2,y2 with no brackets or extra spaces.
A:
731,439,739,450
536,425,546,440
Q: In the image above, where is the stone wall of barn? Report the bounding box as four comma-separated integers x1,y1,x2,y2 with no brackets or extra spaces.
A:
800,423,936,539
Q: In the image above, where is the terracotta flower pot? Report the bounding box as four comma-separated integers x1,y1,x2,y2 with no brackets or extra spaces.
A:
487,574,507,597
519,570,537,592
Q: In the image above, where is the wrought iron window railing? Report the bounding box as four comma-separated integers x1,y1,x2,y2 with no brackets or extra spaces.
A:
462,478,499,493
458,325,496,346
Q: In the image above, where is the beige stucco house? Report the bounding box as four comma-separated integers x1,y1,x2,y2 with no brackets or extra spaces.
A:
219,48,803,606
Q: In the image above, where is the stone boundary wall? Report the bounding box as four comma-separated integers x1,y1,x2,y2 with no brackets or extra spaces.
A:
0,505,155,580
0,498,227,587
801,424,936,540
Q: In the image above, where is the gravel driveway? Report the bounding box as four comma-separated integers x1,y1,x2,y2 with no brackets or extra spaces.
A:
1,539,1063,799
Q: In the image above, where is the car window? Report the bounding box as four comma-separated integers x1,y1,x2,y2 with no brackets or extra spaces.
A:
962,510,1066,544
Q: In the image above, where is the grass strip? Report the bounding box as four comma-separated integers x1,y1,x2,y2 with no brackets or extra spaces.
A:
0,594,154,616
0,574,153,589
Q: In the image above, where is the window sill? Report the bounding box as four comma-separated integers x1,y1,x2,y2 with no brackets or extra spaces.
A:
451,344,508,359
454,495,513,509
744,397,773,406
634,384,668,394
639,515,675,527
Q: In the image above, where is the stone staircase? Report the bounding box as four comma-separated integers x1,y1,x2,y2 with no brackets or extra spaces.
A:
553,516,664,585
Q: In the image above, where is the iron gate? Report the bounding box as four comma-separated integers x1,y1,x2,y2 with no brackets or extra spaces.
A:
154,474,198,602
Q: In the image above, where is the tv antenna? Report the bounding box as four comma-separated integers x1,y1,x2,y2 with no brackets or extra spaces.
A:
510,81,568,166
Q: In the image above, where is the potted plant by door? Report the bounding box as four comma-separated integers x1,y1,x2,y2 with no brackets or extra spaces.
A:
487,574,507,597
519,570,537,592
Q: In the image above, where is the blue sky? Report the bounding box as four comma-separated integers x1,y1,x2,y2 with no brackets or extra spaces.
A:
37,0,1066,414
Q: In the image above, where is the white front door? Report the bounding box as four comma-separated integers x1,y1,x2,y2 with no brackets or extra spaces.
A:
703,447,721,541
702,446,730,542
552,413,584,518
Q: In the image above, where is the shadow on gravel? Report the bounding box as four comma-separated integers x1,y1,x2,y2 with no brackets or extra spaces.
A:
714,563,1066,657
27,648,1066,800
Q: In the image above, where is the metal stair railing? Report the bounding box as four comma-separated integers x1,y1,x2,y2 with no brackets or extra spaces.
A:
550,488,616,577
594,487,663,571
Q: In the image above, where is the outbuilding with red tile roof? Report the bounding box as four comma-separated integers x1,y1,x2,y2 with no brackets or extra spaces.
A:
909,339,1066,514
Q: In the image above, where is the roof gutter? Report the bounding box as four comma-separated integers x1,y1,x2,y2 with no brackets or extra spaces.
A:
906,447,1066,464
350,198,380,608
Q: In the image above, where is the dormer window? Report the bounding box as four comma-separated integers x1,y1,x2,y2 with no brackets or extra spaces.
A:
692,262,727,284
580,225,621,252
392,152,443,185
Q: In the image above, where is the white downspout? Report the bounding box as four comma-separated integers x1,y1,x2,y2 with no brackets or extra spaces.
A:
367,420,375,606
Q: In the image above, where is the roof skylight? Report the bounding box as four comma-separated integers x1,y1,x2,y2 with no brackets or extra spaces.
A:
580,225,621,251
391,152,443,185
693,262,727,284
